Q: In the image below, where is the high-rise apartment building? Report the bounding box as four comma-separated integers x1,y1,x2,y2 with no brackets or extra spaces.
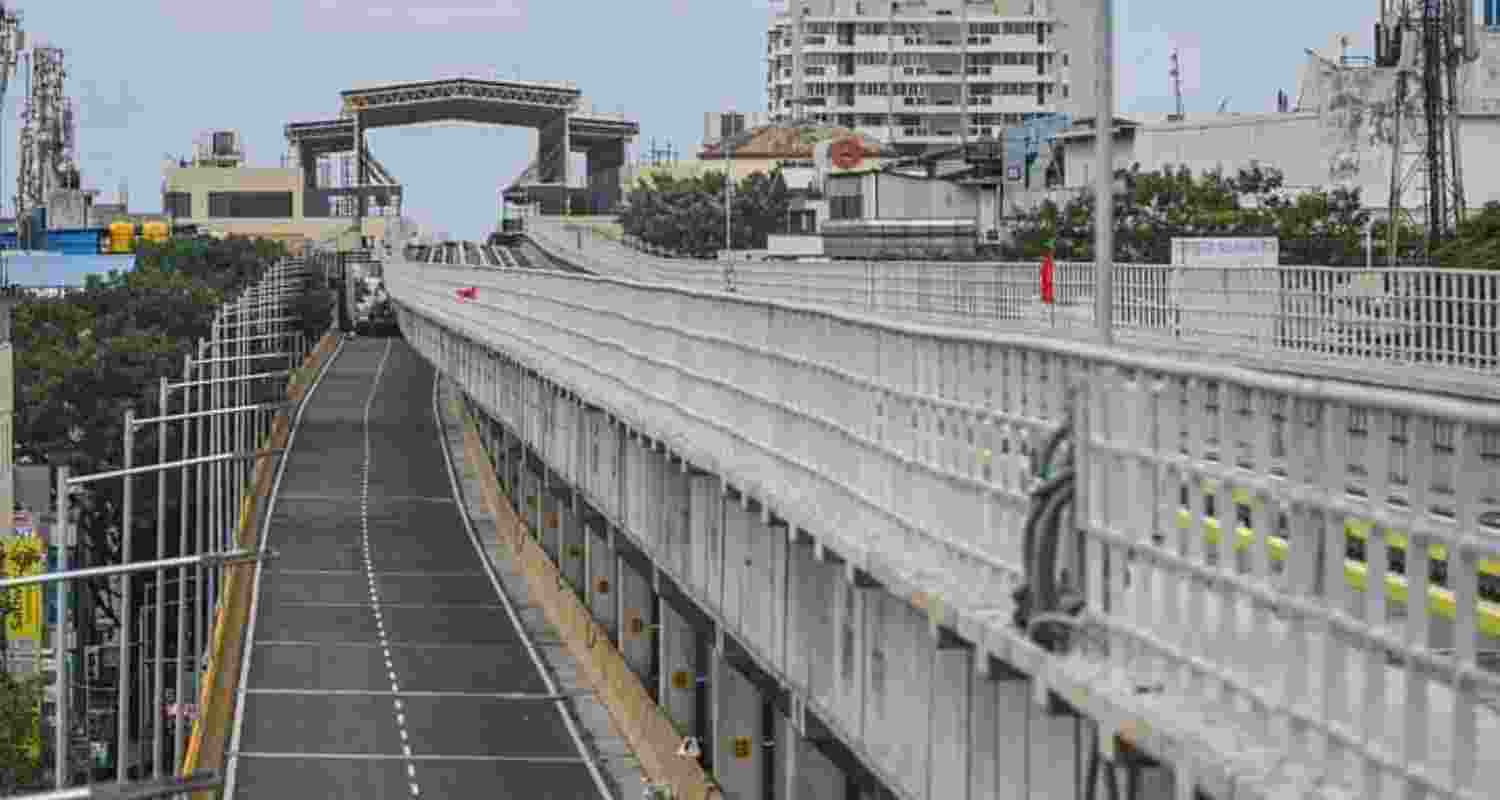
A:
766,0,1100,156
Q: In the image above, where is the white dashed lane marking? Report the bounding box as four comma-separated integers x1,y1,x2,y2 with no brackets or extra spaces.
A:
359,341,420,797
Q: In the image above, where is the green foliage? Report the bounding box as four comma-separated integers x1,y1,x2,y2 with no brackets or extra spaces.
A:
1001,163,1430,266
7,235,321,722
0,671,43,793
1434,202,1500,270
618,167,792,257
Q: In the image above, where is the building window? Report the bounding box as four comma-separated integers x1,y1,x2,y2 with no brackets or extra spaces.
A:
720,113,746,140
207,191,293,219
830,195,863,220
163,192,192,218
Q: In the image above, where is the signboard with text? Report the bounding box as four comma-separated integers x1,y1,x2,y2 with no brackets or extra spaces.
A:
2,535,44,641
1168,237,1281,349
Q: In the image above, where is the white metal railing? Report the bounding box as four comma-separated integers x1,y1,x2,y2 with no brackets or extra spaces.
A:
388,261,1500,800
526,217,1500,397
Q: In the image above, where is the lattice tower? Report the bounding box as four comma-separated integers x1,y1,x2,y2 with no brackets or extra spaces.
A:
1379,0,1478,257
16,46,67,221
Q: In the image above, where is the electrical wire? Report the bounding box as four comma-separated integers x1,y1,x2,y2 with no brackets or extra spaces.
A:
1013,417,1085,653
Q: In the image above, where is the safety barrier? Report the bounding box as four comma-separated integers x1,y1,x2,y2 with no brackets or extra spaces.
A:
529,217,1500,398
389,260,1499,800
179,328,338,794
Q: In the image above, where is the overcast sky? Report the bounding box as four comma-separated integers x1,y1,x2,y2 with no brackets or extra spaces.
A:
5,0,1378,239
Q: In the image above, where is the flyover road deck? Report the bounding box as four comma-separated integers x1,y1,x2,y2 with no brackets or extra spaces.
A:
228,337,607,799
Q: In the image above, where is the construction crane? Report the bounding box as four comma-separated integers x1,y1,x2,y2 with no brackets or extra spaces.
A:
1375,0,1480,261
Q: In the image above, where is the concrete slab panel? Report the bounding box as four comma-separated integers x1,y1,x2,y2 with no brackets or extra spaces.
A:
382,605,523,645
372,574,500,606
239,694,400,754
261,571,370,605
232,755,602,800
386,759,602,799
248,643,391,692
254,603,382,645
232,757,410,800
399,696,583,758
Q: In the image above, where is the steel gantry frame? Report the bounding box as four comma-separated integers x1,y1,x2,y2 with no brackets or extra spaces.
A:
338,77,582,116
27,258,315,793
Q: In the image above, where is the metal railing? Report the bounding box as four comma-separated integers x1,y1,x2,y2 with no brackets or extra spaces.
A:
13,258,314,793
526,217,1500,396
388,261,1500,800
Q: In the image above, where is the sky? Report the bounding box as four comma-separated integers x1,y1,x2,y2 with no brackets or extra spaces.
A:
2,0,1383,240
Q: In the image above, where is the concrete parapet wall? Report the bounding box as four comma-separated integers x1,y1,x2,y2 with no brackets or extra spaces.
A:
397,305,1182,800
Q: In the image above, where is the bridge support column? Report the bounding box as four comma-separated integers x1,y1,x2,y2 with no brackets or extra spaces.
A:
656,594,697,731
660,453,691,584
618,550,654,682
927,634,973,799
716,652,767,800
559,489,586,593
299,144,317,191
829,559,868,759
537,111,571,213
585,140,627,214
585,520,618,639
353,112,365,230
685,473,721,604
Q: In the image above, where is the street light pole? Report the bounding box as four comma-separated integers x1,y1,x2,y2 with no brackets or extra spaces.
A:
725,137,734,259
1094,0,1116,345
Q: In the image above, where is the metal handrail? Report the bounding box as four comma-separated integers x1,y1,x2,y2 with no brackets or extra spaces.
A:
9,771,223,799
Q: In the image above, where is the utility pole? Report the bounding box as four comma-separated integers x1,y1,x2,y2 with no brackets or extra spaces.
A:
1170,49,1184,117
1094,0,1115,344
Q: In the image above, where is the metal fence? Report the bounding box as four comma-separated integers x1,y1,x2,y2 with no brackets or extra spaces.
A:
389,261,1499,800
526,217,1500,396
1,259,314,795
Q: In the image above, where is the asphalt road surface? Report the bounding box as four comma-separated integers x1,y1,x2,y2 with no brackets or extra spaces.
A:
228,337,607,799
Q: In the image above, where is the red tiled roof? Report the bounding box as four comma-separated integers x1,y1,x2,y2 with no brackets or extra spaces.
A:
700,125,888,159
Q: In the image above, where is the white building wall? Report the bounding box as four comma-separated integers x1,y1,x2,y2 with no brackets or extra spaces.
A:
1055,112,1500,215
855,172,982,221
767,0,1096,149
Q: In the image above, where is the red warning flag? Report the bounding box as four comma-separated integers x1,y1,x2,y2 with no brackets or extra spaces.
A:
1040,253,1056,305
456,286,479,301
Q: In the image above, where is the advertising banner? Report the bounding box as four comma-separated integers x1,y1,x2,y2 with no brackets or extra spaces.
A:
2,534,45,641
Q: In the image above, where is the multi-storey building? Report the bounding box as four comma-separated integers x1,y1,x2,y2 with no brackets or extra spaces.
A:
766,0,1099,156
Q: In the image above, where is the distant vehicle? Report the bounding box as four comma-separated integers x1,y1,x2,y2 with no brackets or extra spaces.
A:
490,216,525,246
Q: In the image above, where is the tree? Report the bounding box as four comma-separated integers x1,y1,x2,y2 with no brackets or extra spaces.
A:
1434,201,1500,270
1000,163,1389,266
618,167,792,256
6,233,317,777
0,671,44,793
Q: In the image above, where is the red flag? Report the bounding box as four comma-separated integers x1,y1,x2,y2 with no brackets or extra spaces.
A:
1040,253,1056,305
456,286,478,301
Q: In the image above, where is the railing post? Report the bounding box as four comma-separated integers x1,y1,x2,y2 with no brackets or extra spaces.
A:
53,465,70,788
118,408,134,783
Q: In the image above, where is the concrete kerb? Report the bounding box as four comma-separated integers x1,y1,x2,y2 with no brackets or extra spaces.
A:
179,330,343,788
446,378,722,800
